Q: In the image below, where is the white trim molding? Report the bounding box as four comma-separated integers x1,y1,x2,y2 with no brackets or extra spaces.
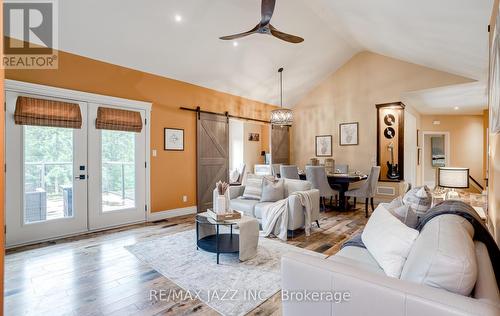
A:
5,79,152,110
147,206,197,222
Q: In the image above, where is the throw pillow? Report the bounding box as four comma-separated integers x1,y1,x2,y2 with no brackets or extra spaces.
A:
401,215,477,296
260,178,285,202
403,186,432,215
390,204,419,228
388,196,404,209
362,206,419,278
229,169,240,183
242,174,263,200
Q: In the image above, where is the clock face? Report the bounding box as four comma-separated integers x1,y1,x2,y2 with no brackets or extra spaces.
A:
384,127,396,139
384,114,396,126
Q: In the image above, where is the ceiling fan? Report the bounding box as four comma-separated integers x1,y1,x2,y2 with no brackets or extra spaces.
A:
219,0,304,44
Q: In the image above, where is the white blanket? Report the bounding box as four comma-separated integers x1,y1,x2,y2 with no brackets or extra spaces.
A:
261,190,315,241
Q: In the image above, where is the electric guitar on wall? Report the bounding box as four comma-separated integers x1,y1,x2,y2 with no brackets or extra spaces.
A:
386,143,400,180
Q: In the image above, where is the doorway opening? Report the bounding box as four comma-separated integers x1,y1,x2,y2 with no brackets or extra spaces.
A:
422,131,450,189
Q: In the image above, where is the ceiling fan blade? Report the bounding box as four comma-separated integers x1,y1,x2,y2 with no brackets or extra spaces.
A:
269,24,304,43
219,24,260,40
260,0,276,26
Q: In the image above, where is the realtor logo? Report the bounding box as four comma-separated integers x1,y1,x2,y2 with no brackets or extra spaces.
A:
3,0,58,69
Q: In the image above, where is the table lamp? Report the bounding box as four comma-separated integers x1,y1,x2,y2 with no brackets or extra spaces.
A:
437,167,469,200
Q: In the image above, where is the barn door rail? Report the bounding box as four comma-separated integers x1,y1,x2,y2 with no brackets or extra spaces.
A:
180,106,270,124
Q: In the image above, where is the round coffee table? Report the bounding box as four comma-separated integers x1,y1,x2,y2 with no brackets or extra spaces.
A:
195,214,239,264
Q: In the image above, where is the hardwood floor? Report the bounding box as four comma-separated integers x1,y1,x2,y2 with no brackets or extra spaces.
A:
4,208,368,316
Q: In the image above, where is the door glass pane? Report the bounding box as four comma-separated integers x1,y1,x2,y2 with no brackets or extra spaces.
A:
24,126,73,223
101,130,135,212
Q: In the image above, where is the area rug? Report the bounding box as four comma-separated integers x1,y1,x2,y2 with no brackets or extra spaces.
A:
125,229,325,316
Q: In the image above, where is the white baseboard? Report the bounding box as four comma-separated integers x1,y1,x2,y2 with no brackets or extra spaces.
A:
148,206,197,222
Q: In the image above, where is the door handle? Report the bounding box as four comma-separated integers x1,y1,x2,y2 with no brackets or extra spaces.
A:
75,175,86,180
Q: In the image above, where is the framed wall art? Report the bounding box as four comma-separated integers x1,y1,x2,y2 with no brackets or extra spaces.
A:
164,128,184,151
339,122,359,146
315,135,332,157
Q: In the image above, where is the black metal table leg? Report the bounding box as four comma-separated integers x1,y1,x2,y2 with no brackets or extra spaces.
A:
196,219,199,250
216,224,220,264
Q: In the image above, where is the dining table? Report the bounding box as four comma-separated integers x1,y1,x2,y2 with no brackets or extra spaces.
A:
298,172,368,210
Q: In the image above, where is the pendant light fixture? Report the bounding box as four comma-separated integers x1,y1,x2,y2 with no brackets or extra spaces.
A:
270,67,293,126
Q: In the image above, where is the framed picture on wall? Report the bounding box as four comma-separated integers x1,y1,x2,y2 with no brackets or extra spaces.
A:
339,122,359,146
315,135,332,157
164,128,184,151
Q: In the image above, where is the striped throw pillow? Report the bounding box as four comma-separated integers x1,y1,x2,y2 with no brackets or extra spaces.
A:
402,186,432,215
242,174,264,200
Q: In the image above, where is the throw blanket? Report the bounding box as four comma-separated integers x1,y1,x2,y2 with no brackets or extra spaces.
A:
341,200,500,286
261,191,315,241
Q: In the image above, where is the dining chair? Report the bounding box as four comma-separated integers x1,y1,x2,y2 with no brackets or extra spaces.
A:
335,164,349,174
280,165,300,180
305,166,339,211
345,166,381,217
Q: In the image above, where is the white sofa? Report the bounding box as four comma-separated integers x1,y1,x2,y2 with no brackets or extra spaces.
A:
229,178,320,231
282,210,500,316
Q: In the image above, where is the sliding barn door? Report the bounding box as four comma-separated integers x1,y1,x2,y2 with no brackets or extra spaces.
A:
197,113,229,212
271,125,290,165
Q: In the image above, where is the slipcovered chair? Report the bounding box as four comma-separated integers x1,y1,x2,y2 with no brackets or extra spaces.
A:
305,166,338,211
280,165,299,180
345,166,381,217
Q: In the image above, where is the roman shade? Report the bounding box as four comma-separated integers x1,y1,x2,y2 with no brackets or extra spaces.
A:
14,96,82,129
95,107,143,132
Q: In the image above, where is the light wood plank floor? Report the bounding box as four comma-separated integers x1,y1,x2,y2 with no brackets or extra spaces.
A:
4,208,368,316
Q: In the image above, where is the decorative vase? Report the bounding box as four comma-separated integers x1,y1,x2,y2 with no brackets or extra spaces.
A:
216,195,227,214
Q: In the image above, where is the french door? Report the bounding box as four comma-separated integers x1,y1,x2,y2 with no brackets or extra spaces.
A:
87,103,146,230
5,92,147,247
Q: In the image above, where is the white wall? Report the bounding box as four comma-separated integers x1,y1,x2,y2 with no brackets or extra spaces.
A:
243,122,263,173
229,119,244,171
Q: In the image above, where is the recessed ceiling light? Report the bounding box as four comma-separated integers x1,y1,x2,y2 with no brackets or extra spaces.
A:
174,14,182,22
233,41,239,47
454,106,459,110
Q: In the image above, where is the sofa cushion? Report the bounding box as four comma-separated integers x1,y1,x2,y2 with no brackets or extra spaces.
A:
362,205,419,278
261,178,285,202
229,197,259,217
329,246,385,275
402,186,432,215
400,214,477,296
242,174,263,200
284,179,312,196
254,202,274,219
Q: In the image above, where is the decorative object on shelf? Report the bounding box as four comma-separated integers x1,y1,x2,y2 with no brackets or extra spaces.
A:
437,167,469,200
315,135,332,157
310,158,319,166
248,133,260,141
164,128,184,151
384,114,396,126
339,122,359,146
270,68,293,126
376,102,405,181
489,7,500,133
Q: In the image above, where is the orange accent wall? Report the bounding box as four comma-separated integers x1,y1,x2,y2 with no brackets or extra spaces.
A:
5,49,277,213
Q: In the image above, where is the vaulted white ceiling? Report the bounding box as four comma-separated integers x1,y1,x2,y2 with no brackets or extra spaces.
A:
53,0,492,108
